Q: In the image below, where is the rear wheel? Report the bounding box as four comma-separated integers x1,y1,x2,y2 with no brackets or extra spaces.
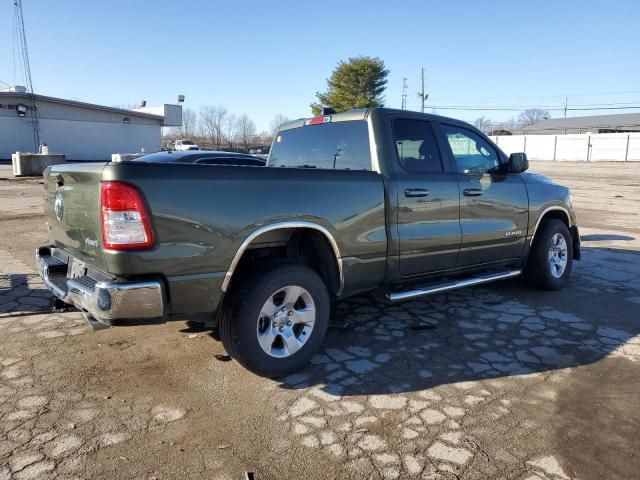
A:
220,263,330,377
524,219,573,290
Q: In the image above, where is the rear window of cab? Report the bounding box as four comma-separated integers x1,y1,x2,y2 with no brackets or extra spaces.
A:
268,120,371,170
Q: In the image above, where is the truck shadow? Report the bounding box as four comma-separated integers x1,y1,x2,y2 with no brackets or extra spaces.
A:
3,244,638,399
580,233,635,242
277,245,640,396
0,272,54,317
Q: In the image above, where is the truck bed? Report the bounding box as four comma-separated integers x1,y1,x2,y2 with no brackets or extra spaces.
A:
43,162,388,315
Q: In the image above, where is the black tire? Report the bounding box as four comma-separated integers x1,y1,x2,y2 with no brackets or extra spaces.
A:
220,263,330,377
524,219,573,290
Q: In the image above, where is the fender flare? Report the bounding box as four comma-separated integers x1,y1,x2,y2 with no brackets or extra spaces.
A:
529,206,572,246
221,221,344,294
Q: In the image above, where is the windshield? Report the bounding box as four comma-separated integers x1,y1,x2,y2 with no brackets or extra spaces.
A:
181,141,195,145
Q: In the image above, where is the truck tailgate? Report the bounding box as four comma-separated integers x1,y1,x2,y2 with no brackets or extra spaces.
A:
44,163,108,272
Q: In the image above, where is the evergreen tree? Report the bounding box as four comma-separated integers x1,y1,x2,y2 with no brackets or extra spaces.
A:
311,56,389,115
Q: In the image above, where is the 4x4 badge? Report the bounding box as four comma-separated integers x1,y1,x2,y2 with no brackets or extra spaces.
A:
54,194,64,221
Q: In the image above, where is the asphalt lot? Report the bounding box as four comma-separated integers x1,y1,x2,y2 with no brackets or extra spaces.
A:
0,161,639,480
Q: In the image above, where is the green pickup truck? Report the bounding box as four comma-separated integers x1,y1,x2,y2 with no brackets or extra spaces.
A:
37,108,580,376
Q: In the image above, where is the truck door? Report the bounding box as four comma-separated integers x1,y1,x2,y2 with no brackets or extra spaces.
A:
393,118,462,276
438,122,529,267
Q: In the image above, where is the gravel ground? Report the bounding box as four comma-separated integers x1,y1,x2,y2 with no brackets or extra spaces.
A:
0,162,638,480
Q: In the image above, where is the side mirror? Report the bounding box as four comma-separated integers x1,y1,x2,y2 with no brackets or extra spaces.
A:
508,152,529,173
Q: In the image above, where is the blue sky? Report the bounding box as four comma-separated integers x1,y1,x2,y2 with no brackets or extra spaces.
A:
2,0,639,131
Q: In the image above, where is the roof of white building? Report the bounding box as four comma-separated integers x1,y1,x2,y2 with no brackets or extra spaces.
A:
522,112,640,131
0,90,164,120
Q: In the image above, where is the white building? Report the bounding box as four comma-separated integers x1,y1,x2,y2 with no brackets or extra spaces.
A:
0,86,182,161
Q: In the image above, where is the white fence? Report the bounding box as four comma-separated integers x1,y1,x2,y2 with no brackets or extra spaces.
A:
489,132,640,162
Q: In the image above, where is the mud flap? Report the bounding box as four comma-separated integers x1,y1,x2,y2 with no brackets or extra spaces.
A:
571,226,581,261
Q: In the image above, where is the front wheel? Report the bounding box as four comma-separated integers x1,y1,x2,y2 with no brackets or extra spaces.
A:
220,263,330,377
524,219,573,290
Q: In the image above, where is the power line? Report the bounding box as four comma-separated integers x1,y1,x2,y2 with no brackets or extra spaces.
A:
13,0,40,150
427,105,640,112
429,107,555,111
12,3,18,85
569,106,640,111
568,100,640,106
422,100,640,109
428,89,640,102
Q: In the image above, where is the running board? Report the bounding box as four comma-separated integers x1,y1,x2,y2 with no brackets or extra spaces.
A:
386,270,522,303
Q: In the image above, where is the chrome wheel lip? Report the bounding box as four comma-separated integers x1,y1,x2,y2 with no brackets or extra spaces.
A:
548,233,568,279
256,285,316,358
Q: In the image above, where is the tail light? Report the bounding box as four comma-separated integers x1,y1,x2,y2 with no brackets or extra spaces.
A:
101,182,155,250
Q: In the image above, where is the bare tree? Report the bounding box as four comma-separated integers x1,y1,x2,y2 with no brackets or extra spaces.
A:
502,118,518,130
518,109,550,126
200,105,228,147
180,108,198,138
473,116,493,133
235,114,257,150
270,114,290,136
199,107,215,144
222,113,238,149
257,130,273,145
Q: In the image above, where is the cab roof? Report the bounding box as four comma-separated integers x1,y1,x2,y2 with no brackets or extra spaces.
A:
277,107,470,132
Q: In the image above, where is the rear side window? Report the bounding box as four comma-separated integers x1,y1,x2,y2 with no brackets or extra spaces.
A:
268,121,371,170
392,119,443,173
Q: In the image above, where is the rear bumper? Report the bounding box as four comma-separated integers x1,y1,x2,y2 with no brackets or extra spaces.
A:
36,246,165,327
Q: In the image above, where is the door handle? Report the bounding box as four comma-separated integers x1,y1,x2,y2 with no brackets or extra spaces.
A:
405,189,429,198
463,188,483,197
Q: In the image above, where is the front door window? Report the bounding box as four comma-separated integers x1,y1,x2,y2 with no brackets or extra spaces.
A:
441,125,500,175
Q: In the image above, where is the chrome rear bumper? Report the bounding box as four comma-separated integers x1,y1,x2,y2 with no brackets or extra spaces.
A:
36,246,165,327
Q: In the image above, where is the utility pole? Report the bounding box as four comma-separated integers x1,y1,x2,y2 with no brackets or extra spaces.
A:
401,78,407,110
417,67,428,113
563,97,568,118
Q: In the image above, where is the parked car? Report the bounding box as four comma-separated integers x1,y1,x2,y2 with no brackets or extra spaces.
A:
487,129,513,136
131,150,266,166
37,108,580,377
173,139,200,151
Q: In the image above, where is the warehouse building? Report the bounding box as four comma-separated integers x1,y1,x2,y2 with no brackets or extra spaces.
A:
522,112,640,135
0,86,182,161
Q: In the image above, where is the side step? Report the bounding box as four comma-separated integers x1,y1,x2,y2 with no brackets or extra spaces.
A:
387,270,522,303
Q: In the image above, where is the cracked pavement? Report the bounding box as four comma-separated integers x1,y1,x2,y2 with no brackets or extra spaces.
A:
275,244,640,479
1,162,639,479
